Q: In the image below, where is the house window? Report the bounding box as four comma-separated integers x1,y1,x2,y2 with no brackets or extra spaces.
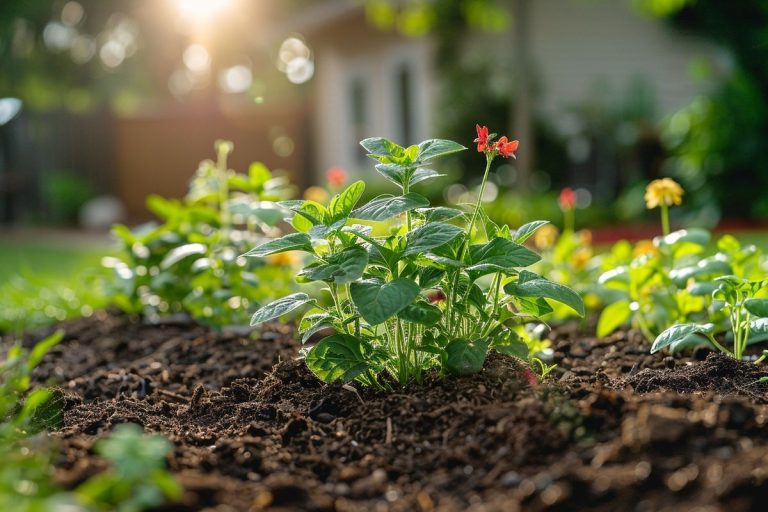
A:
396,64,414,146
349,77,368,166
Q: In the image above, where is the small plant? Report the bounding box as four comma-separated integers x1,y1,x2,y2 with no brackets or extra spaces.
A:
76,423,182,512
246,126,584,387
107,140,299,328
1,334,181,511
652,276,768,359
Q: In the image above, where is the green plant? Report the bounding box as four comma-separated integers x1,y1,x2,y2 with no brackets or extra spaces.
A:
107,140,298,328
247,128,583,387
0,333,181,511
76,424,181,512
652,276,768,360
596,228,765,344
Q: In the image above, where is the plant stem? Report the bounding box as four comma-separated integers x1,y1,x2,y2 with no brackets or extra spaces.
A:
564,208,575,234
447,154,495,337
467,154,494,240
403,173,412,232
660,204,670,236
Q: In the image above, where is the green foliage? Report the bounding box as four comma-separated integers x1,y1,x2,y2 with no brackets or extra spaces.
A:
0,333,180,511
652,276,768,360
659,1,768,220
76,424,182,512
107,141,298,328
596,230,765,345
247,136,583,387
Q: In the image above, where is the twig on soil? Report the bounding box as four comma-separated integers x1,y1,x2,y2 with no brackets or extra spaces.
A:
342,384,364,404
156,388,190,403
386,417,393,445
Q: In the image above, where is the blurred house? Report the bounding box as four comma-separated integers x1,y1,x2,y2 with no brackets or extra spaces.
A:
0,0,722,222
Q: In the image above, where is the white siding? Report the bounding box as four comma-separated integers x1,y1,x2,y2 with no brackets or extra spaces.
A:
527,0,723,118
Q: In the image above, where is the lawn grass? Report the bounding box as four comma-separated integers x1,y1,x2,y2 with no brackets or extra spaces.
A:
0,237,116,333
0,240,108,284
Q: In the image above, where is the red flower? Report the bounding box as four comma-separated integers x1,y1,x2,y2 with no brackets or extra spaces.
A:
494,136,519,159
326,166,347,188
474,124,490,153
558,187,576,210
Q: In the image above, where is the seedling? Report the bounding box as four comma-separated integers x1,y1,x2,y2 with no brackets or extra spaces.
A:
246,127,584,387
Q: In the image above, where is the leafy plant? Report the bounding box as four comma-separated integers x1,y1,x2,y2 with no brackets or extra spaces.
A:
107,140,299,328
247,127,583,387
76,424,182,512
652,276,768,360
596,227,717,340
0,333,181,511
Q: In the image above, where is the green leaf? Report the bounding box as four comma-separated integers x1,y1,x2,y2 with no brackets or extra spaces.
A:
418,207,464,223
511,296,553,317
302,245,368,284
248,162,272,189
360,137,404,159
374,163,409,187
745,298,768,318
351,193,429,221
405,222,464,257
467,238,541,276
241,233,313,258
490,331,528,359
350,278,420,325
416,139,466,162
651,323,714,353
512,220,549,244
28,330,64,368
657,228,711,248
669,257,732,286
410,168,445,186
688,282,718,296
305,334,375,383
160,243,207,269
398,302,442,326
329,180,365,222
504,270,585,317
279,200,327,232
299,314,335,344
250,293,314,325
596,300,632,337
445,338,488,376
748,318,768,345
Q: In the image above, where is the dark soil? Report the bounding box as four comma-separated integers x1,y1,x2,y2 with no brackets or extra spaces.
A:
6,313,768,512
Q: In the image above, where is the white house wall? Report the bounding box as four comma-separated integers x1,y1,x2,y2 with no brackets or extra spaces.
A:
312,24,434,180
527,0,723,119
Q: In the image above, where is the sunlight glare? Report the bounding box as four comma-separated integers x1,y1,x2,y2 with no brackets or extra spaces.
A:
175,0,234,22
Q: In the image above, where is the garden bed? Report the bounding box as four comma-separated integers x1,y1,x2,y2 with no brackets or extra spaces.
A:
9,312,768,511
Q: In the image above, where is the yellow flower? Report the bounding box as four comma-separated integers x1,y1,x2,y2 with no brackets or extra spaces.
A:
266,251,301,267
570,247,592,271
644,178,684,209
303,186,329,204
633,239,659,259
534,224,559,250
